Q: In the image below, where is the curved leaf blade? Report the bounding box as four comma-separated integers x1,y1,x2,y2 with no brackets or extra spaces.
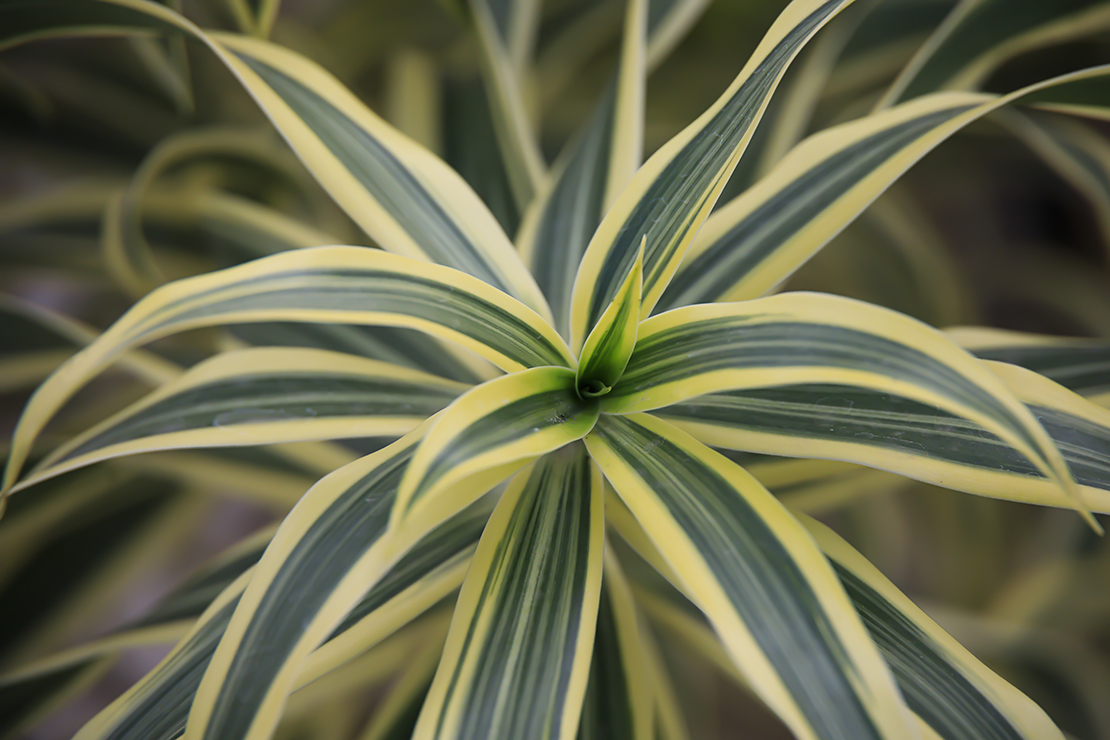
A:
950,327,1110,403
16,348,464,492
0,0,551,317
585,413,917,740
412,446,603,740
576,241,644,397
881,0,1110,106
4,247,572,491
802,515,1065,740
607,293,1092,525
663,66,1110,309
657,363,1110,513
517,0,646,336
569,0,863,350
394,367,599,534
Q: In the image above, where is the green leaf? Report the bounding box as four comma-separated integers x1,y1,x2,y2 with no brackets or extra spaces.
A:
575,551,653,740
949,327,1110,403
585,413,916,740
412,446,603,740
16,348,465,492
576,241,644,398
394,368,600,535
802,515,1066,740
0,0,552,317
613,293,1092,523
77,465,488,740
463,0,545,211
663,66,1110,310
569,0,864,350
4,247,572,492
517,0,646,336
658,359,1110,513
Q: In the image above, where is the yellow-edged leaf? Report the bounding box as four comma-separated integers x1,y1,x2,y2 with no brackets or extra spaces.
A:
613,292,1095,526
585,413,917,740
412,446,603,740
569,0,864,350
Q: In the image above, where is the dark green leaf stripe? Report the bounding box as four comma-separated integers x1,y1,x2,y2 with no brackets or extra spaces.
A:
229,322,487,385
528,81,616,336
576,583,635,740
197,439,414,740
968,344,1110,399
402,379,598,514
658,384,1110,497
48,367,460,468
419,447,600,740
624,535,1039,740
888,0,1109,104
832,564,1021,740
100,597,239,740
610,316,1049,463
658,105,974,310
140,265,569,370
233,54,518,299
590,414,881,740
582,0,848,331
82,498,487,740
327,499,488,641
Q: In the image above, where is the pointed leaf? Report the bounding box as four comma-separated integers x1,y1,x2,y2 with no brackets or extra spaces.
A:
576,241,644,398
17,348,464,492
569,0,864,350
394,368,599,534
585,413,917,740
412,446,603,740
610,292,1093,525
4,247,572,491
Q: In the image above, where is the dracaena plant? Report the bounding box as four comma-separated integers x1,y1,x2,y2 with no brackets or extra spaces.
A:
5,0,1110,739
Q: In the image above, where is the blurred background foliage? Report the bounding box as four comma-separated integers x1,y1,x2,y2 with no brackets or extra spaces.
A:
4,0,1110,737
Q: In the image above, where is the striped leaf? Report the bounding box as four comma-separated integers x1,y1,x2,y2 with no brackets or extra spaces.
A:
412,446,603,740
576,550,654,740
663,66,1110,309
569,0,862,350
880,0,1110,106
16,348,464,492
576,241,644,398
0,0,551,317
228,320,492,386
585,413,916,740
609,292,1092,523
463,0,545,211
517,0,646,336
624,518,1064,740
394,368,599,535
657,360,1110,512
4,247,572,491
950,327,1110,403
211,32,549,315
801,515,1065,740
77,474,488,740
185,431,429,740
